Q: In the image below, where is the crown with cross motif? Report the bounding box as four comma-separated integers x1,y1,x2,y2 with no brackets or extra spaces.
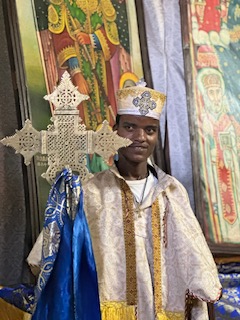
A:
116,86,166,120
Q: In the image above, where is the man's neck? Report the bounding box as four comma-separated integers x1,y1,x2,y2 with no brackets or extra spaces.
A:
116,159,148,181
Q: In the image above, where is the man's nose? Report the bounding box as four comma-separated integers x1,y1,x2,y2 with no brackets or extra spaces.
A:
213,91,218,100
134,128,146,142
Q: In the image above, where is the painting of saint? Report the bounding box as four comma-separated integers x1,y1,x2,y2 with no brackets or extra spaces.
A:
197,67,240,243
186,1,240,247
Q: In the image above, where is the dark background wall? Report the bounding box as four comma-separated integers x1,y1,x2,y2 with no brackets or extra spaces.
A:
0,0,32,285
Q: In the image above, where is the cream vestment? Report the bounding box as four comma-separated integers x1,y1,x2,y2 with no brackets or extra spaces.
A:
83,165,221,319
28,165,221,320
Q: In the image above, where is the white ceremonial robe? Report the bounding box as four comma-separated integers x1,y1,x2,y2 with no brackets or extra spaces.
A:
83,165,221,320
27,165,221,319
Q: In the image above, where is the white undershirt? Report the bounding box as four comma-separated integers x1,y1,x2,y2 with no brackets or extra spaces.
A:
126,171,158,203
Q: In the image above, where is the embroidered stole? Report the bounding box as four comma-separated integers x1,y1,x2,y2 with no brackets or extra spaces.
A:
119,179,185,320
120,179,163,316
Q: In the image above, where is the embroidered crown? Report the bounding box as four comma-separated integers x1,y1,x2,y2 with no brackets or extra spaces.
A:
202,74,221,88
116,86,166,120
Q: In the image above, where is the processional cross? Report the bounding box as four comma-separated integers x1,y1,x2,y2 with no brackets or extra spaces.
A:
1,71,131,183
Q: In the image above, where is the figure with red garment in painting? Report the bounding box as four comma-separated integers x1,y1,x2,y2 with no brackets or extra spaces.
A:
33,0,141,133
194,0,228,33
47,0,121,130
191,0,230,46
33,0,138,171
37,0,134,172
197,67,240,243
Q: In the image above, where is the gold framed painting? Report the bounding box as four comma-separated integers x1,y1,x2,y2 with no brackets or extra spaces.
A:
5,0,154,240
181,0,240,254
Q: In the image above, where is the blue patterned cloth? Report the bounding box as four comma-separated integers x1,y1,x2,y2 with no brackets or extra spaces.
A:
0,284,34,313
214,263,240,319
32,168,101,320
0,168,101,320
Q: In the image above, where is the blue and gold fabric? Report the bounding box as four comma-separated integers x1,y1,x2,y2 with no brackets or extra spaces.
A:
0,284,34,313
0,168,101,320
214,262,240,319
32,167,101,319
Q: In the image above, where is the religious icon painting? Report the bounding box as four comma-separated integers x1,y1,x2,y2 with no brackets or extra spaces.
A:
181,0,240,253
5,0,152,236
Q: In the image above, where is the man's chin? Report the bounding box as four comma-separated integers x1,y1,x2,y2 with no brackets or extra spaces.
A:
118,150,151,164
126,155,149,164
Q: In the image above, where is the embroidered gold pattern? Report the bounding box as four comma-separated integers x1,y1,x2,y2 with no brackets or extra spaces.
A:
101,301,137,320
120,180,185,319
99,52,108,95
100,0,119,44
95,29,112,61
120,179,137,306
65,7,77,41
152,199,162,315
104,20,120,45
157,310,185,320
57,46,77,68
48,4,59,24
76,0,98,14
101,0,116,21
48,4,66,34
117,88,166,106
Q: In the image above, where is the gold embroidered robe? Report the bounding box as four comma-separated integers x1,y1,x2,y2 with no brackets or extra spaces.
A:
83,165,221,320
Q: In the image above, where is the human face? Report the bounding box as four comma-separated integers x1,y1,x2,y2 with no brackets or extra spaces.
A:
206,86,223,114
116,115,159,164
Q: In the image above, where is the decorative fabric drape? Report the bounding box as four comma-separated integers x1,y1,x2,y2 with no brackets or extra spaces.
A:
142,0,194,209
214,263,240,319
32,168,101,320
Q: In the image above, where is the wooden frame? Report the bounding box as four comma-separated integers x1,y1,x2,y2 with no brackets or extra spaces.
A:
180,0,240,255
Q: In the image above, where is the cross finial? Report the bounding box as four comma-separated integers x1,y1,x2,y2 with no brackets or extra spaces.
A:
1,71,132,183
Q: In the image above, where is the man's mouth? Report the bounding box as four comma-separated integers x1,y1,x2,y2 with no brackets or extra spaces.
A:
130,144,148,151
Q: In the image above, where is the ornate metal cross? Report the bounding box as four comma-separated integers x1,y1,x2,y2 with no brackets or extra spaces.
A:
1,71,131,183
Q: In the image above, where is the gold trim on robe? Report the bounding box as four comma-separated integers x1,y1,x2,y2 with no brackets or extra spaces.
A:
0,298,31,320
101,301,137,320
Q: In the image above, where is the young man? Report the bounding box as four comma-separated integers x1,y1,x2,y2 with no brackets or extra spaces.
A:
27,85,221,319
82,86,221,319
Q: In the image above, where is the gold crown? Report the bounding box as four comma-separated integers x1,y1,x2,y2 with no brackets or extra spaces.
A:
202,74,221,88
116,86,166,120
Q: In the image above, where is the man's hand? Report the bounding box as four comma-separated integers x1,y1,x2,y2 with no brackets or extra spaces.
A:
76,32,91,45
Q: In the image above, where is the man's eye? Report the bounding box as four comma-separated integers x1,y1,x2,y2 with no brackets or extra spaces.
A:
146,128,156,134
124,125,133,130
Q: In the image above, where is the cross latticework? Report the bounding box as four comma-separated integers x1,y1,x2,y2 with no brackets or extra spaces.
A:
1,72,131,183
